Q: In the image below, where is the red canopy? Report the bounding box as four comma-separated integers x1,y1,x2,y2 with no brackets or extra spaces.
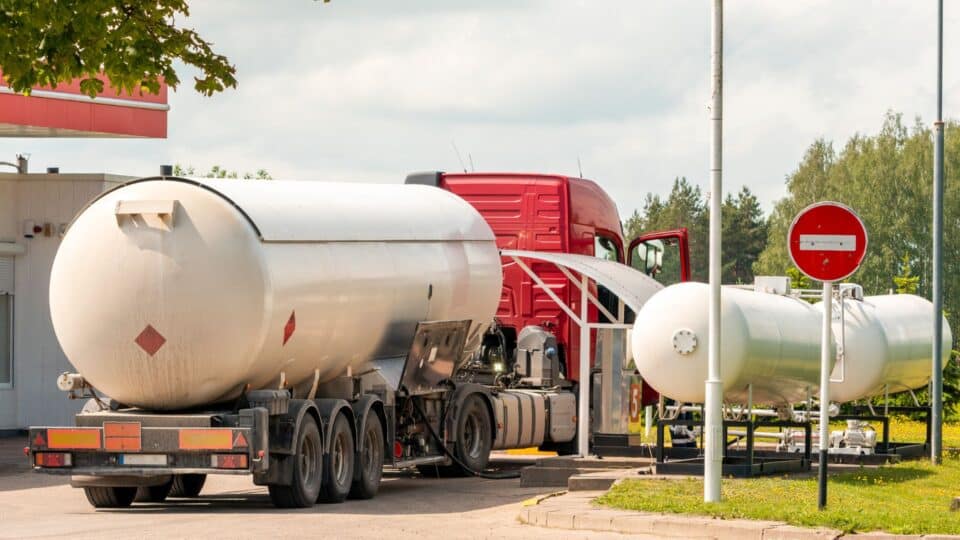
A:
0,73,167,138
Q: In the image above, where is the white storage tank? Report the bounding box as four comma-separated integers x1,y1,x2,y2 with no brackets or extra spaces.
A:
50,177,503,410
631,282,827,406
825,292,953,403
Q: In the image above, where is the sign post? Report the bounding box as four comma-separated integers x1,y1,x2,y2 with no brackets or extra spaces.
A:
788,202,867,510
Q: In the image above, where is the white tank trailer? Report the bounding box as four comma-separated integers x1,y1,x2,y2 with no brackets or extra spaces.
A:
29,176,583,510
50,178,503,409
632,282,953,407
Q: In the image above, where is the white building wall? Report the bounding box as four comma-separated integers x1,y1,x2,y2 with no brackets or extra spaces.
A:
0,173,130,430
0,178,19,428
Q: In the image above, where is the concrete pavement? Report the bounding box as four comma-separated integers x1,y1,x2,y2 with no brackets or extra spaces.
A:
0,436,635,540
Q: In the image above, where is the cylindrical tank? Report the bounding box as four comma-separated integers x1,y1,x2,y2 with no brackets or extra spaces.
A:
50,177,503,410
631,282,827,406
825,293,953,403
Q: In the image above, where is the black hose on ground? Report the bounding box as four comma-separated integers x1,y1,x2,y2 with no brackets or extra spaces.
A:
410,397,522,480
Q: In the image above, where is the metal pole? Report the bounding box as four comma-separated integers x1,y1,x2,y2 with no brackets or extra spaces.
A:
578,275,591,457
931,0,945,465
645,405,653,439
704,0,724,504
818,281,833,510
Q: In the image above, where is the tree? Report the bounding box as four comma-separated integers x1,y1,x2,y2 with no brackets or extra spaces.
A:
785,267,812,291
754,112,960,337
0,1,327,98
625,177,709,281
755,112,960,418
721,186,767,284
893,253,920,295
173,164,272,180
624,178,767,284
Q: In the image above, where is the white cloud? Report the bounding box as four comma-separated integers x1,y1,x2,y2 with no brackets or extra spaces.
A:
5,0,958,217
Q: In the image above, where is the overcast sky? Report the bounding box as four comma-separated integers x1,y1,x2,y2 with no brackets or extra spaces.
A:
6,1,958,216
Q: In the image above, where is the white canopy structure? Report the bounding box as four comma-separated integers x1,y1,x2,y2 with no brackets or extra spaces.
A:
501,250,664,456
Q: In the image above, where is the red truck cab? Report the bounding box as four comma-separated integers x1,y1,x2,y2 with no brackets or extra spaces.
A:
406,171,689,386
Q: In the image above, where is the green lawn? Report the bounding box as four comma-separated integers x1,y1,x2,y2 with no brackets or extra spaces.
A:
598,457,960,534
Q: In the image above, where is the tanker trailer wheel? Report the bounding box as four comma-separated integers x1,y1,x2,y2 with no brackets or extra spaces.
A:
268,415,323,508
169,474,206,498
318,413,355,503
453,394,493,474
83,486,137,508
134,477,174,503
349,413,384,500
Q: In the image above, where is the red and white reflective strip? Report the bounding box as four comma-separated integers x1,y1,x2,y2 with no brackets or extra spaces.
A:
211,454,248,469
34,452,72,468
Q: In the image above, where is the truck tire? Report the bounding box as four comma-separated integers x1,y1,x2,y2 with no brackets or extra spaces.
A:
169,474,206,498
134,477,174,503
452,394,493,474
268,415,323,508
83,486,137,508
317,412,354,503
349,413,384,500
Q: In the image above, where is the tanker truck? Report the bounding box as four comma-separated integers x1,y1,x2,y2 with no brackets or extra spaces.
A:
26,176,589,509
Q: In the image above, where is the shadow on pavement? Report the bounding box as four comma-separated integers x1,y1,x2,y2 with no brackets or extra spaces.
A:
96,468,541,516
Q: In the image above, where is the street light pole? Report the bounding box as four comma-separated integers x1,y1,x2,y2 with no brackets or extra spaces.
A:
704,0,724,503
931,0,945,465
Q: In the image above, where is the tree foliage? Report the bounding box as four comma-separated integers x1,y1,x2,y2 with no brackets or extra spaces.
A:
754,112,960,337
0,0,244,97
624,177,767,284
173,164,272,180
722,187,768,284
893,253,921,295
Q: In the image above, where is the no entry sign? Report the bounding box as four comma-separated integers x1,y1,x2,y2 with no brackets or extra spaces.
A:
788,202,868,282
788,201,868,511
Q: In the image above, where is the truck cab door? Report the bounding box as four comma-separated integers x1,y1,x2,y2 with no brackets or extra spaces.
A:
625,228,691,410
626,228,691,286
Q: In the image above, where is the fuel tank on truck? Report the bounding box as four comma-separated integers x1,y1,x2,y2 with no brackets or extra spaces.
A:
631,282,827,406
824,291,953,403
50,177,503,410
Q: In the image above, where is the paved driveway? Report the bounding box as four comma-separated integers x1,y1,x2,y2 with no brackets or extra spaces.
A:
0,437,630,539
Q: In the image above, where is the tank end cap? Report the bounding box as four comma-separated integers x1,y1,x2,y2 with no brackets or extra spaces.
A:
672,328,698,355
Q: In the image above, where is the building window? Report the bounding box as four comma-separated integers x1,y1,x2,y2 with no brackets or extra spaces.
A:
0,294,10,387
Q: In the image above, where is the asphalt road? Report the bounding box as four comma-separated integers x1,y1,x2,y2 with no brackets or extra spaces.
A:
0,437,631,539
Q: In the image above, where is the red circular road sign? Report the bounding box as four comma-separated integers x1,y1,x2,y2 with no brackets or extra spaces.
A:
788,201,868,282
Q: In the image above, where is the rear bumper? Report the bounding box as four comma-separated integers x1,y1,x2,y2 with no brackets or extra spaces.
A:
27,407,269,479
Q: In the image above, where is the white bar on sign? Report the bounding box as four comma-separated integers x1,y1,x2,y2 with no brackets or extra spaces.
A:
799,234,856,252
121,454,167,466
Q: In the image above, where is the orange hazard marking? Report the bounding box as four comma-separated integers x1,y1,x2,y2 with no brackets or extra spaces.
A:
47,429,101,450
104,437,141,451
179,429,233,450
104,422,141,437
104,422,142,451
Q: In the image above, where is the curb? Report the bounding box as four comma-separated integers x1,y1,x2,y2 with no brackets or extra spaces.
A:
518,491,960,539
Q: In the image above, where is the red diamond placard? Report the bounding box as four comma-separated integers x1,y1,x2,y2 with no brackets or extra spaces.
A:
283,311,296,346
135,324,166,356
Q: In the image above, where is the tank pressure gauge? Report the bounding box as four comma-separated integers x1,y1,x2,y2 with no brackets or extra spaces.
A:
672,328,698,355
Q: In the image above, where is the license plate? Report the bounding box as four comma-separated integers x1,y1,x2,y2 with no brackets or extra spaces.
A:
119,454,167,466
